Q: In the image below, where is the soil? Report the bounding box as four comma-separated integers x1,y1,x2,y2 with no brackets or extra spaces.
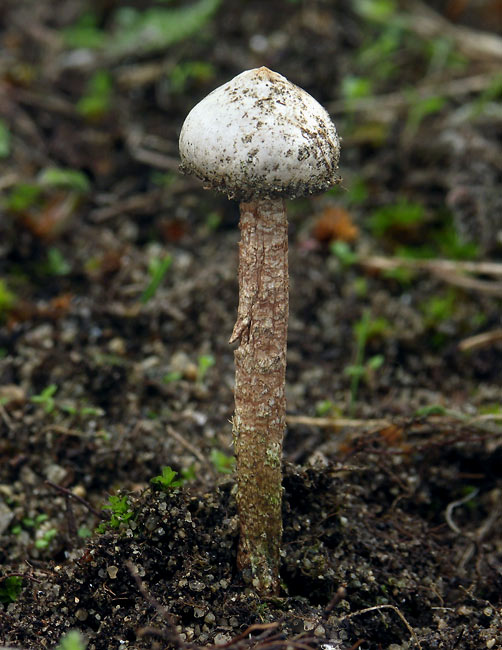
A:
1,1,501,649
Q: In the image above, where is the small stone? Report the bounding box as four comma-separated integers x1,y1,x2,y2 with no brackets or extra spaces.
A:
0,499,14,535
204,612,216,624
214,633,232,646
108,337,126,355
75,608,88,621
486,640,496,649
194,607,205,618
107,565,119,579
72,485,87,499
314,625,325,638
457,605,472,616
0,384,25,406
189,580,205,592
44,464,68,485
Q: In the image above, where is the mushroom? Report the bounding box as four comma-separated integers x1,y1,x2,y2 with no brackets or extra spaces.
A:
179,66,340,595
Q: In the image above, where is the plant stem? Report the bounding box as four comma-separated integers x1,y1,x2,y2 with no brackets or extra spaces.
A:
230,198,288,596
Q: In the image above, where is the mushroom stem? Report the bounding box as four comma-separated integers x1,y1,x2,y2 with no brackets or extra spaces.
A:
231,198,288,595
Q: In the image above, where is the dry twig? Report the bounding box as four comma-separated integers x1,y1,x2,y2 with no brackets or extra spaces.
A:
328,72,500,116
340,604,422,650
459,329,502,352
359,255,502,295
402,0,502,62
359,255,502,277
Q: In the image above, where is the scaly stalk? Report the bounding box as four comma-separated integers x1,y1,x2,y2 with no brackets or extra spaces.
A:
230,198,288,595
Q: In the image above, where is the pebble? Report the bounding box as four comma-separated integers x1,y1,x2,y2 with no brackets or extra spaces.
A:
107,565,119,579
75,608,88,621
204,612,215,624
0,499,14,535
214,633,232,646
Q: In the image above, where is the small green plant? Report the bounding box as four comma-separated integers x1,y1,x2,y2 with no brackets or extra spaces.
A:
469,74,502,120
425,36,467,75
77,70,113,120
56,630,87,650
63,0,221,60
345,311,388,415
97,495,134,532
12,513,57,550
420,289,457,328
43,248,72,276
210,449,235,474
31,384,58,414
197,354,215,383
369,201,425,238
315,400,340,417
354,0,397,22
38,167,90,193
22,513,49,529
330,241,358,267
0,279,16,318
150,466,183,490
35,528,58,550
0,119,11,159
181,464,197,482
341,75,373,111
141,254,172,303
62,12,106,48
405,94,446,137
77,525,93,539
30,384,104,418
5,183,42,212
169,61,215,94
163,370,183,383
0,576,23,603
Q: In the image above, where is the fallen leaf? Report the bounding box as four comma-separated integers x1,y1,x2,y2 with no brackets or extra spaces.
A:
312,206,359,244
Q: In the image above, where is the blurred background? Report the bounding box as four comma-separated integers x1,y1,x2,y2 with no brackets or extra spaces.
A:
0,0,501,488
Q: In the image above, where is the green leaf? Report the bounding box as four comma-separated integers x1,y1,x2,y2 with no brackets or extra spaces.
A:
0,576,23,604
369,201,425,238
330,241,358,266
77,70,113,119
38,168,90,193
56,630,88,650
0,279,16,315
367,354,384,370
406,95,446,134
415,404,447,417
0,119,11,158
62,13,106,49
344,364,365,378
210,449,235,474
31,384,58,414
35,528,57,549
106,0,221,59
355,0,397,21
5,183,42,212
141,255,172,303
45,248,71,276
341,75,373,101
150,465,182,489
197,354,215,383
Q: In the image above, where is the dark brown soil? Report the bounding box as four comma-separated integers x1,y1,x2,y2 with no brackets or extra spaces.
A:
1,1,501,649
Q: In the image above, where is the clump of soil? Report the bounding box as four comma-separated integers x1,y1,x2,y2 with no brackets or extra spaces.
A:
2,436,502,649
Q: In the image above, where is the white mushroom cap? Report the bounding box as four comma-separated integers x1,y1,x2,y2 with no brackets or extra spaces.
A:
179,67,340,201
